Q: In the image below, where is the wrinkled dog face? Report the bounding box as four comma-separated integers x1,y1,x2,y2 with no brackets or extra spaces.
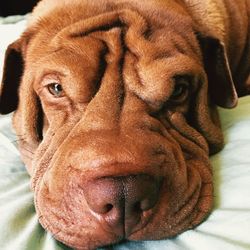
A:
0,0,237,249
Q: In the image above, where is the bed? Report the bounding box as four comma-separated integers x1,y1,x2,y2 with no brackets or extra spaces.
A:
0,16,250,250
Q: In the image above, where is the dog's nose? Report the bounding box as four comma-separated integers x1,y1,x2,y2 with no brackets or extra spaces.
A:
83,175,160,236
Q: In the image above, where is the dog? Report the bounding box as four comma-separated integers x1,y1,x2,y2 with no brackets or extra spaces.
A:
0,0,249,249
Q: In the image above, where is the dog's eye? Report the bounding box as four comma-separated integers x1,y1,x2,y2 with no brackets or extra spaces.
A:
172,84,188,98
47,83,64,97
170,76,190,101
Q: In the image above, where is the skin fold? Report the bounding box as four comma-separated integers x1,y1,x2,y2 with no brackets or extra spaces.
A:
0,0,249,249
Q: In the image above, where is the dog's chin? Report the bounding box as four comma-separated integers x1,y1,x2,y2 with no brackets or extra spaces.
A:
34,158,213,250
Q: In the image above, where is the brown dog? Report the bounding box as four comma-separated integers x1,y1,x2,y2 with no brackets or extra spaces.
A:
0,0,250,249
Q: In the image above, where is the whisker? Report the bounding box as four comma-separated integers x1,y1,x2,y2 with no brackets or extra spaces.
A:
52,228,62,238
22,154,33,160
15,133,28,137
11,138,26,143
21,147,35,155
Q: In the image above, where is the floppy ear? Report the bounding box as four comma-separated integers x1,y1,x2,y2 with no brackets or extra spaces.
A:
192,76,224,155
1,32,43,144
197,34,238,108
0,39,24,114
182,0,238,108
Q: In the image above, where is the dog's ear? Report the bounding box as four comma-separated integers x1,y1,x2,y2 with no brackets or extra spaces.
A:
192,76,224,155
182,0,238,108
0,39,25,114
197,35,238,108
0,40,24,114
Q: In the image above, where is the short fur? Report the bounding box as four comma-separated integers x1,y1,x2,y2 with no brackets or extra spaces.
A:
0,0,249,249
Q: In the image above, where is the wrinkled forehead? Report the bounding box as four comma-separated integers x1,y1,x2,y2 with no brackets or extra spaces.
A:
25,7,204,101
26,1,201,64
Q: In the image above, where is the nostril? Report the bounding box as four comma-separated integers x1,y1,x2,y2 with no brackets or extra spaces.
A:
105,203,114,213
96,203,115,214
140,198,155,211
83,177,124,215
134,201,141,212
129,198,156,215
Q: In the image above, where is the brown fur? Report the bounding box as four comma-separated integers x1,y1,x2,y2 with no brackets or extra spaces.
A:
0,0,249,249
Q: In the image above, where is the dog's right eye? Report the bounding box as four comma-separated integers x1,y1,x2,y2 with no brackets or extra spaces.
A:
47,83,64,97
169,75,192,103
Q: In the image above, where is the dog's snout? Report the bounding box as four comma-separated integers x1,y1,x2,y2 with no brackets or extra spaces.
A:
83,174,161,236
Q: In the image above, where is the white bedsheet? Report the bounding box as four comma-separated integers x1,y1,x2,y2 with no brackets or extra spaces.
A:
0,18,250,250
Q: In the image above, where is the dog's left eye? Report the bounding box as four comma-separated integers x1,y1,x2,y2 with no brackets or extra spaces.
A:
47,83,64,97
170,76,190,101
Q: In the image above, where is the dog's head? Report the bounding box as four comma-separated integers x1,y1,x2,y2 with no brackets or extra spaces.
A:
0,0,238,249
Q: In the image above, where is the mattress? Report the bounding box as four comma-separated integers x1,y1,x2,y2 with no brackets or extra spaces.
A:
0,17,250,250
